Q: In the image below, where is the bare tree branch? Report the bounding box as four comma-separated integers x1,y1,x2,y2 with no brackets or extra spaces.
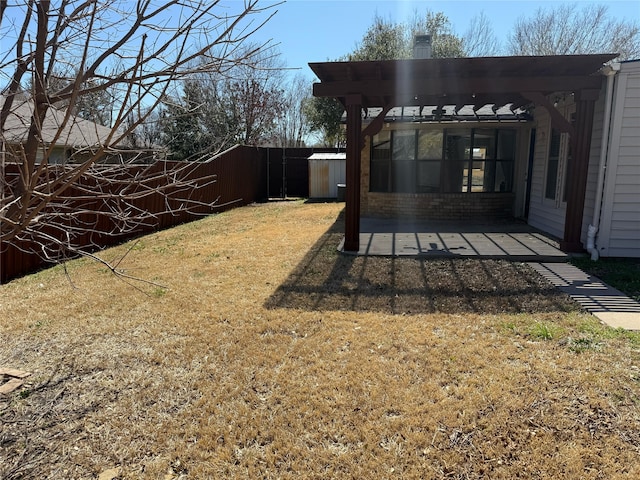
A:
508,4,639,59
1,0,280,276
274,73,312,147
463,12,501,57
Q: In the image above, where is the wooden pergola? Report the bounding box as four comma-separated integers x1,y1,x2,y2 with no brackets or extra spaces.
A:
310,54,618,253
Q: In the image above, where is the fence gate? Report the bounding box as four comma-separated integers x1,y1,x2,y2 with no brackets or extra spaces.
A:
266,148,307,199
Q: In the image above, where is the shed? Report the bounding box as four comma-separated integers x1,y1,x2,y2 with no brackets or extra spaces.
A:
308,152,346,199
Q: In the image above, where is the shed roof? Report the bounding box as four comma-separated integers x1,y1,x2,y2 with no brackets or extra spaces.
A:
308,152,346,161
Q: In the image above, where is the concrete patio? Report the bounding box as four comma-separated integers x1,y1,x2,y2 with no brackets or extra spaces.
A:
340,217,568,262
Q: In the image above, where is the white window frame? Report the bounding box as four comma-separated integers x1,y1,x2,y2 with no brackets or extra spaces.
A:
543,104,575,209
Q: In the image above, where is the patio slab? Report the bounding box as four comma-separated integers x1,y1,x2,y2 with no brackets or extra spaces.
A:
343,217,568,262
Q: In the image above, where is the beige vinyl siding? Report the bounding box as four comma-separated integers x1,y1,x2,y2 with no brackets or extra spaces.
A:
527,106,566,239
597,62,640,258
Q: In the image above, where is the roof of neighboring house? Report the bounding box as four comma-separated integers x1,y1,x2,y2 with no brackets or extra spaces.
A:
1,96,115,148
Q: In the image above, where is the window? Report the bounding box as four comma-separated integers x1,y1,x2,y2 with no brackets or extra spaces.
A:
417,130,442,192
470,129,497,193
545,108,575,205
545,128,561,200
443,129,470,192
562,112,576,203
392,130,416,193
372,127,516,194
495,130,516,192
562,142,572,203
445,129,516,193
370,131,390,192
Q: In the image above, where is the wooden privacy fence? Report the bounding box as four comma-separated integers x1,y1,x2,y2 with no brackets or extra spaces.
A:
1,145,267,283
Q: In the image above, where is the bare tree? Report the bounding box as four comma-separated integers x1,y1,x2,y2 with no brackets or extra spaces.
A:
274,73,311,148
160,44,285,157
226,44,286,146
0,0,278,276
508,3,640,60
463,12,501,57
126,106,163,150
24,68,115,124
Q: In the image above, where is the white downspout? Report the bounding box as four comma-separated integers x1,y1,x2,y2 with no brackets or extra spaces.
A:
587,63,619,261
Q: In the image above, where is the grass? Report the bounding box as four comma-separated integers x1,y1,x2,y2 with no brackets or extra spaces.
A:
1,201,640,479
528,322,562,340
570,256,640,302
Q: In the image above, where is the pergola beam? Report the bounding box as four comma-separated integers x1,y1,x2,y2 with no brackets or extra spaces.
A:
362,103,393,141
313,76,603,103
522,91,575,136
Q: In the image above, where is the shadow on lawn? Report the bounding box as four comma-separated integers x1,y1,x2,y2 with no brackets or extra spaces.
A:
265,211,579,315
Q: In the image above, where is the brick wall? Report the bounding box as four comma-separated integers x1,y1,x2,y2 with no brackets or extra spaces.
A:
364,192,516,220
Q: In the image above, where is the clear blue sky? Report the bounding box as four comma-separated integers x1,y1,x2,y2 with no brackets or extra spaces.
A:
249,0,640,74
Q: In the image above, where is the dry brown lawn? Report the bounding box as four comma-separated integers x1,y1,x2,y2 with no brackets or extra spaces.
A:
1,200,640,479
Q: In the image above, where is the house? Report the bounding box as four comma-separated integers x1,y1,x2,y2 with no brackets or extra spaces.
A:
0,96,162,164
527,59,640,259
310,54,640,258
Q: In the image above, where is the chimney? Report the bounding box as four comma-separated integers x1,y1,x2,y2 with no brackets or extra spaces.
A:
413,34,432,59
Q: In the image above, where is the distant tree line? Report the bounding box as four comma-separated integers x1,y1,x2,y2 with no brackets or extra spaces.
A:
157,45,312,159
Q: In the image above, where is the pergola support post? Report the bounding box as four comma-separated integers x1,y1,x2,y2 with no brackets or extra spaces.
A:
344,95,362,252
561,89,599,252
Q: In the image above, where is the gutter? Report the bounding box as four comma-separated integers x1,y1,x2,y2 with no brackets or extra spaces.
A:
586,63,620,261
